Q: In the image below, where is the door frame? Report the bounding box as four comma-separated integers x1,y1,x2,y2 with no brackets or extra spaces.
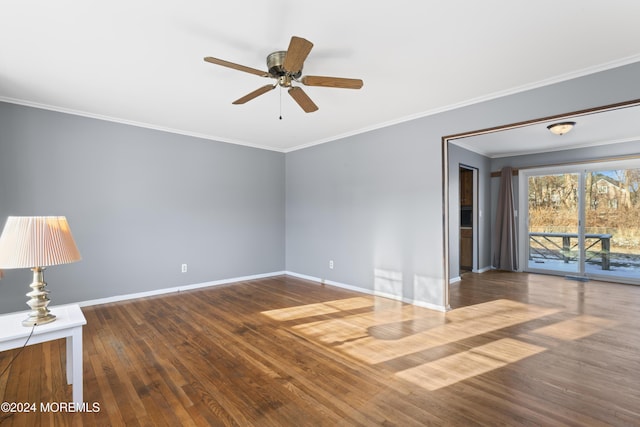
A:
441,98,640,309
459,164,478,272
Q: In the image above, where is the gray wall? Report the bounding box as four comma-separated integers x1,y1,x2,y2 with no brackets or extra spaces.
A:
286,61,640,310
286,121,446,308
0,103,285,314
3,61,640,314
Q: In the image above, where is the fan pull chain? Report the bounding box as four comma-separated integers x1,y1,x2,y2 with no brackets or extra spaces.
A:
279,86,283,120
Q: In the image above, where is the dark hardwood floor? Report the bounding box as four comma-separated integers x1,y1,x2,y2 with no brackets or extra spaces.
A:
1,272,640,426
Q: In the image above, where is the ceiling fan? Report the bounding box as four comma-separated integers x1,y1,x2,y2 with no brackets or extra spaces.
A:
204,36,363,113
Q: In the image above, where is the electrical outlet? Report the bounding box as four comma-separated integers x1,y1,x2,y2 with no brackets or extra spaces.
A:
181,264,187,273
329,260,334,269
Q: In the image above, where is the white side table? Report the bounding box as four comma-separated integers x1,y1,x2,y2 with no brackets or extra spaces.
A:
0,305,86,404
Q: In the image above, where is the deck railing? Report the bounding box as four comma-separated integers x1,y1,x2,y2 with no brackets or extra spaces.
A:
528,232,611,270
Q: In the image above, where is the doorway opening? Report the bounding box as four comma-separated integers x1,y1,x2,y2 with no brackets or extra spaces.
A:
459,165,477,274
441,98,640,310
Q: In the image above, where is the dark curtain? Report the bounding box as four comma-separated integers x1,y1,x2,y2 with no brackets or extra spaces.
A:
492,166,518,271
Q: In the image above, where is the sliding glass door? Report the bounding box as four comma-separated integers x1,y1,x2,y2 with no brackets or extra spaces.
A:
526,172,582,275
522,160,640,283
583,167,640,280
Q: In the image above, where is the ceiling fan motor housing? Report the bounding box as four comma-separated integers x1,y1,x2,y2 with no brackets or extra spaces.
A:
267,51,302,80
204,36,362,113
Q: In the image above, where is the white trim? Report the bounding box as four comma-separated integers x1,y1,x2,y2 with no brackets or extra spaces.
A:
0,96,285,153
285,271,448,312
76,271,286,308
3,54,640,155
79,270,450,311
285,54,640,153
452,266,491,282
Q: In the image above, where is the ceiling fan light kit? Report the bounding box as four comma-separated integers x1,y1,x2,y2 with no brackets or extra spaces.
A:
204,36,363,114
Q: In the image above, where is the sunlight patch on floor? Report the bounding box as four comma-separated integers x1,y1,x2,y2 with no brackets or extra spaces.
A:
530,315,617,340
262,296,618,391
261,297,374,321
396,338,546,391
291,299,557,364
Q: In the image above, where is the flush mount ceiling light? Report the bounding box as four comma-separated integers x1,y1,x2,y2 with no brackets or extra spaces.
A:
547,121,576,135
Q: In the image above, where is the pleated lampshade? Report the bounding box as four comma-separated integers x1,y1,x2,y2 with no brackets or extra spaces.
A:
0,216,81,268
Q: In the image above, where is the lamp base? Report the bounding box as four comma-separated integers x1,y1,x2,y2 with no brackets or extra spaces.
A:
22,312,56,326
22,267,56,327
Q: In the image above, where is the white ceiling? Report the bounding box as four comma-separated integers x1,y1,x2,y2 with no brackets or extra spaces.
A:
2,1,640,153
451,102,640,158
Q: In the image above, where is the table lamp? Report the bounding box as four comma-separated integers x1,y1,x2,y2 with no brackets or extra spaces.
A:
0,216,81,326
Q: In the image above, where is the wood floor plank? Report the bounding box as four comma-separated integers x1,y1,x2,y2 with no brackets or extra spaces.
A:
1,272,640,425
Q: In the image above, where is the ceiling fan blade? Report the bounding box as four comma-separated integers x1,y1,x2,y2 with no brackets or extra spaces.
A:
232,84,276,104
282,36,313,74
288,87,318,113
301,75,364,89
204,56,269,77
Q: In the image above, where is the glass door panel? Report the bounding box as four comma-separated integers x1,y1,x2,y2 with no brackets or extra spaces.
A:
584,168,640,280
527,173,581,274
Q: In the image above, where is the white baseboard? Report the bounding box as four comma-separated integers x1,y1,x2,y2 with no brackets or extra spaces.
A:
76,271,286,308
75,270,449,313
285,271,448,312
451,266,492,282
